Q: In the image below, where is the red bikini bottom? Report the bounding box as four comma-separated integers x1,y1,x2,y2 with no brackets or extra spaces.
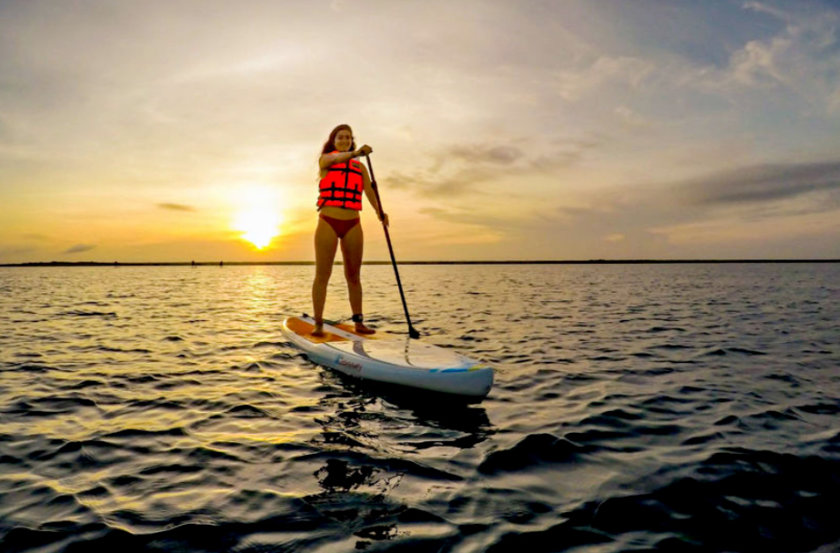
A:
320,214,360,239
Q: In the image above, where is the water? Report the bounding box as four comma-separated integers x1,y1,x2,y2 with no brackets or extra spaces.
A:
1,263,838,553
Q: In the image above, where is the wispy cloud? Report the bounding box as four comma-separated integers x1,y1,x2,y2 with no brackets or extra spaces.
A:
448,144,524,165
0,246,36,258
554,55,656,102
724,3,840,111
158,203,195,212
387,138,601,197
64,244,96,254
685,161,840,206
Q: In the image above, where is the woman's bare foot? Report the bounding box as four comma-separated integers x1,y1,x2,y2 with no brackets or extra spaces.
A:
354,322,375,335
352,314,375,335
311,320,325,337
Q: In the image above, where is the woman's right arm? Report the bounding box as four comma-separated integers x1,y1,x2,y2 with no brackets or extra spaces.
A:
319,145,373,170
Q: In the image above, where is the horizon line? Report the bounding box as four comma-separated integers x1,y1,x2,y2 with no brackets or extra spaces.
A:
2,259,839,268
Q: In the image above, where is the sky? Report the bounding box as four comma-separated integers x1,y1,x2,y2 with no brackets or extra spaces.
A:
2,0,840,263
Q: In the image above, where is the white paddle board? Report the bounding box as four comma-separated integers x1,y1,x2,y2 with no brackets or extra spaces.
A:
282,315,493,398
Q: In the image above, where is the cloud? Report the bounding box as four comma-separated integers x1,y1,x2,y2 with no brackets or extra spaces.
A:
722,3,840,110
64,244,96,254
0,246,36,258
158,203,195,212
554,55,656,102
646,208,840,251
448,144,524,165
531,138,602,172
686,161,840,206
742,2,794,24
385,143,523,197
626,158,840,253
417,206,502,228
387,138,600,197
614,105,651,128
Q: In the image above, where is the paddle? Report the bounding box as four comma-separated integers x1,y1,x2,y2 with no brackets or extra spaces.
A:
364,153,421,339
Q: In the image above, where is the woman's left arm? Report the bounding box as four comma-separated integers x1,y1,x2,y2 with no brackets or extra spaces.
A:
361,165,389,227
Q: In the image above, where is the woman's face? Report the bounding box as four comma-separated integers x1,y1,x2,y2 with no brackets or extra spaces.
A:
333,129,353,152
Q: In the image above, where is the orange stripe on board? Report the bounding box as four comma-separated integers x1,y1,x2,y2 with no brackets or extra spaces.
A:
287,317,386,342
334,323,383,339
286,317,349,344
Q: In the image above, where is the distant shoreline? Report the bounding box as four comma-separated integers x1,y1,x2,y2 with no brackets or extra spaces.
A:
2,259,838,267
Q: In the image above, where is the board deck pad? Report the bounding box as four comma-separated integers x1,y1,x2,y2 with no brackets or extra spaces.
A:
284,316,384,343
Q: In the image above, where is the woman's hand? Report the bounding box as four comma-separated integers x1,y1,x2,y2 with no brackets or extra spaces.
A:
356,144,373,157
379,212,389,228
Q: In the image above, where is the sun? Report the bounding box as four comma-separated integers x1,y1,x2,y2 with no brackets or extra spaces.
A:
232,186,283,250
234,207,281,249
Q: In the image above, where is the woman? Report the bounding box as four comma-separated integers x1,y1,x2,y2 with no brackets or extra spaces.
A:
311,124,389,337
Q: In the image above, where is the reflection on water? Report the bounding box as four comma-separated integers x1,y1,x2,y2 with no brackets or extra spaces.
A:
302,378,495,549
1,264,839,552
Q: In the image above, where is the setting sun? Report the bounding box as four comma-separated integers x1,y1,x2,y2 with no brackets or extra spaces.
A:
233,186,284,250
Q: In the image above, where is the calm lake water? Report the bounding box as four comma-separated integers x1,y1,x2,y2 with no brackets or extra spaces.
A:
1,263,839,553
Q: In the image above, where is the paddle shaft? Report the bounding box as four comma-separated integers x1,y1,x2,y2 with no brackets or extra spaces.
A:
364,154,420,339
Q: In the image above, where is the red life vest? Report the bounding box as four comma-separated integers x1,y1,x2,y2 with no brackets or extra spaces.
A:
317,152,364,211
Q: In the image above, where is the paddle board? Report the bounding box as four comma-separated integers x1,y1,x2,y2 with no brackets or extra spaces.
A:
282,315,493,398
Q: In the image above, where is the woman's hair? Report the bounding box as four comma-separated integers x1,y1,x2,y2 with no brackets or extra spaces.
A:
321,124,356,154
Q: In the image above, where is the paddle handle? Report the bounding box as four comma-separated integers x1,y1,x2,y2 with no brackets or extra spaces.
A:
365,154,420,339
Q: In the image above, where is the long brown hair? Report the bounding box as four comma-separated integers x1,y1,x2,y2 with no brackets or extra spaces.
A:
321,124,356,154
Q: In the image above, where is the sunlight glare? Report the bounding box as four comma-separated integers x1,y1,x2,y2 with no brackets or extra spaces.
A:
232,186,284,250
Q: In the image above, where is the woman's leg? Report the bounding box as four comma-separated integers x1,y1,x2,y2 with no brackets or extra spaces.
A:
312,217,338,335
340,222,374,334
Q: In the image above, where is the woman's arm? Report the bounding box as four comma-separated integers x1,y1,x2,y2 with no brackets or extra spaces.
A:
319,145,373,170
360,164,389,227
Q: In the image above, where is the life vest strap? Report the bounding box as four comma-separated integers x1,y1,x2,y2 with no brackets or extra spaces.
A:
325,166,363,176
318,186,362,196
